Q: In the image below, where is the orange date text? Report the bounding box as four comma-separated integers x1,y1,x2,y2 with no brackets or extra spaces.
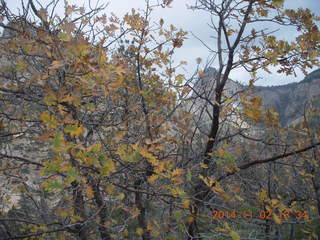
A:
212,209,309,220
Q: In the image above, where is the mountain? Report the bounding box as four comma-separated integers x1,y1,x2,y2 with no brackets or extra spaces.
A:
191,67,243,100
255,68,320,126
192,67,320,127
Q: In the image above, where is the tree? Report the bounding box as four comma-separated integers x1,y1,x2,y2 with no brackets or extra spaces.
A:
183,0,320,239
0,0,319,240
0,0,188,239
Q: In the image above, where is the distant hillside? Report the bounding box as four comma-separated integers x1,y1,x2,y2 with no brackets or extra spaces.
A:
192,67,320,127
255,68,320,126
300,68,320,84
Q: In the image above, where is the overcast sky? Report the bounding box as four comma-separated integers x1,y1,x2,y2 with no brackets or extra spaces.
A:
5,0,320,86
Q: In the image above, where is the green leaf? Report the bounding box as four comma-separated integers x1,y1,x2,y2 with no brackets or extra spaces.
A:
66,167,78,177
186,170,192,182
117,145,142,162
52,133,67,153
178,224,184,232
174,210,182,222
127,152,142,162
53,134,62,148
44,162,60,174
65,167,79,183
64,123,84,137
100,160,116,177
45,180,63,191
165,235,177,240
44,96,57,106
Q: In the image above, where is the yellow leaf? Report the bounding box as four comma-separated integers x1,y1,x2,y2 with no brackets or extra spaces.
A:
200,163,208,169
229,230,240,240
272,0,284,7
235,195,244,202
172,168,184,176
215,188,233,202
131,207,141,218
101,160,116,176
16,60,27,71
170,187,185,197
154,162,165,174
258,189,268,202
226,29,235,36
224,222,231,229
64,122,84,137
105,184,114,194
57,104,68,115
114,130,126,143
199,175,217,188
147,223,153,231
182,199,190,209
226,165,240,173
40,111,58,129
273,213,282,224
270,199,280,207
136,227,144,236
87,143,102,152
215,227,228,233
60,165,72,172
136,148,157,162
58,233,66,240
115,66,126,75
301,229,311,234
187,216,194,223
217,148,225,156
49,60,65,70
86,187,94,199
57,209,68,217
175,74,185,85
71,215,83,222
118,193,125,200
148,174,158,183
60,94,74,104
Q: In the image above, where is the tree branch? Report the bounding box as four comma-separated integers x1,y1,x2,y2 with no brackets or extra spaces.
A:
218,142,320,181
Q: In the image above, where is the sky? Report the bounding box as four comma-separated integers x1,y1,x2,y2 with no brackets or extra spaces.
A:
4,0,320,86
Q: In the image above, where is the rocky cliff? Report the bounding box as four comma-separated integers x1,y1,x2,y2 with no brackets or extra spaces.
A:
255,68,320,126
193,67,320,127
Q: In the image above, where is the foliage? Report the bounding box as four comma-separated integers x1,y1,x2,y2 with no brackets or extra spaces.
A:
0,0,319,240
